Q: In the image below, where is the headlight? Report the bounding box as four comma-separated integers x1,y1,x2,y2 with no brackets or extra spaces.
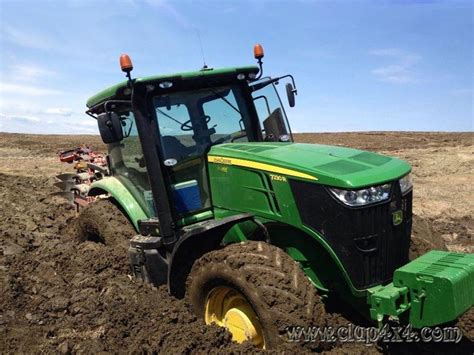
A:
328,184,391,207
399,173,413,195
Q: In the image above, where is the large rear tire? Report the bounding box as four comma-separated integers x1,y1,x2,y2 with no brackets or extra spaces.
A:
186,241,327,350
76,198,135,245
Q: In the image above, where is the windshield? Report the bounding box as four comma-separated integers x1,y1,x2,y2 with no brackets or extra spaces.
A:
154,85,254,161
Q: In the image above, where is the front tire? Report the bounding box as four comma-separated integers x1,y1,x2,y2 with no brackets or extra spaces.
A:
186,241,327,349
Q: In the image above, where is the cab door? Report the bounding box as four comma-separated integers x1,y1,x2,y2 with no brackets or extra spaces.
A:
154,97,211,218
153,85,253,219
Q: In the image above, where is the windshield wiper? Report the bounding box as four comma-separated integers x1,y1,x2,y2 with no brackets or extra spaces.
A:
156,108,184,125
210,89,241,116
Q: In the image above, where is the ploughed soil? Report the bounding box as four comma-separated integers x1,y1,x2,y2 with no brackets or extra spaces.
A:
0,132,472,353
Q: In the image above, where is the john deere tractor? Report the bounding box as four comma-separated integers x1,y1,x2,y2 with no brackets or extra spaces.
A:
78,45,473,348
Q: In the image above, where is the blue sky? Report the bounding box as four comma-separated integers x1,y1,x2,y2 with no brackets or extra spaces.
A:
0,0,472,134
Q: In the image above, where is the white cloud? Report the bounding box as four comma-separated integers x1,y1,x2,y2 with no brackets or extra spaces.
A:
0,113,40,123
0,83,62,96
371,65,415,84
369,48,419,61
369,48,421,84
46,107,73,116
9,64,56,82
77,120,96,127
144,0,191,28
2,26,54,50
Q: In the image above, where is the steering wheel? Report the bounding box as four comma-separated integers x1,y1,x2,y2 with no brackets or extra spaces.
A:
180,119,193,131
180,115,211,131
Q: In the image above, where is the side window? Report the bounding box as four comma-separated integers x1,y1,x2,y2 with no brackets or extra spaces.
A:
108,111,154,216
251,82,292,141
118,112,144,171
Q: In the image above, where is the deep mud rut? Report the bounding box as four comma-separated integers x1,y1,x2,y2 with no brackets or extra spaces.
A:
0,132,473,353
0,174,251,353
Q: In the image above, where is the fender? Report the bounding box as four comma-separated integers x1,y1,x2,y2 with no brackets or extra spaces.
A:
88,176,148,231
168,213,255,298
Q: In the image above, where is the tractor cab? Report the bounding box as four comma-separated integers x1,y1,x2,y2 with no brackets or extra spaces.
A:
85,46,297,239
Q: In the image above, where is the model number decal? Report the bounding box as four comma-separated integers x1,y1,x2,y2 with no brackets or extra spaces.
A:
270,174,287,182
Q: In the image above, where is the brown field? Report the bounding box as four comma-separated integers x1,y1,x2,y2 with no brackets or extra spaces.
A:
0,132,472,353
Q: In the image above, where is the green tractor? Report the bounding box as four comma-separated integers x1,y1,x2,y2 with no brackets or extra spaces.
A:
79,45,473,348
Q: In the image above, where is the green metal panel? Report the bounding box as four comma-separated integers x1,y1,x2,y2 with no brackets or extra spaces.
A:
89,177,148,231
208,155,370,299
176,210,214,227
395,250,474,327
369,251,474,328
207,141,411,296
208,142,411,189
86,66,259,108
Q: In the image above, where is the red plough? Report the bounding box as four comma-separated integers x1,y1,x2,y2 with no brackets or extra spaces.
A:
51,145,108,209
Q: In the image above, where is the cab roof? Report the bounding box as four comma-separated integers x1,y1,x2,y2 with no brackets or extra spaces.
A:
86,66,259,109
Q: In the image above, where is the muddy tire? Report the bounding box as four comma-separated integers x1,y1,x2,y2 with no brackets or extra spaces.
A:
410,215,448,260
186,241,327,350
76,198,135,245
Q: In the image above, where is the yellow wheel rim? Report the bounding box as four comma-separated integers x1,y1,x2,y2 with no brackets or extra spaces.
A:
205,286,265,348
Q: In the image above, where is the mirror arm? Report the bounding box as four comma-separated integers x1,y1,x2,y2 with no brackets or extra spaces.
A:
85,99,132,119
85,109,96,119
103,99,133,113
250,74,297,94
277,74,298,95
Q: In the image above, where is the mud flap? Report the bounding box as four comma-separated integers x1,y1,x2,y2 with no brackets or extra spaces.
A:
128,235,168,286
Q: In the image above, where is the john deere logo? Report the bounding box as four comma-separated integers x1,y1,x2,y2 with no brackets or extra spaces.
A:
392,210,403,226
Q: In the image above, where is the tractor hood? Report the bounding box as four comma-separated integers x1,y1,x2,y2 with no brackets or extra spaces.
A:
208,142,411,189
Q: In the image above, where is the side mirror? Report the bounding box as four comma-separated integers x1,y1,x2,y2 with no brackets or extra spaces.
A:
97,112,124,144
286,83,296,107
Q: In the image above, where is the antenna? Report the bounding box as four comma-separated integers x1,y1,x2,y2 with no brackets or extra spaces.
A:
195,29,208,69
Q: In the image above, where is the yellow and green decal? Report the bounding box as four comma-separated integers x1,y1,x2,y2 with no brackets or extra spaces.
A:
208,155,317,181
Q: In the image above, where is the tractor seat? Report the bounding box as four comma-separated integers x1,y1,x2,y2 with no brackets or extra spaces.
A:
161,136,190,161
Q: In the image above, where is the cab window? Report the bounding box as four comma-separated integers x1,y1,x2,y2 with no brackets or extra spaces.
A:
251,80,292,142
108,110,154,216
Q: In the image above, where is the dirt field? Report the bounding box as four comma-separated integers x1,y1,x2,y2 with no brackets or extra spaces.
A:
0,132,472,353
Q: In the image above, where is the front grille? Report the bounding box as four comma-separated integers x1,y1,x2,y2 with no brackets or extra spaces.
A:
290,180,412,289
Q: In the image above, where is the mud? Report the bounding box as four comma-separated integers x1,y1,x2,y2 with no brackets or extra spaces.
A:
0,132,472,353
0,173,253,353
